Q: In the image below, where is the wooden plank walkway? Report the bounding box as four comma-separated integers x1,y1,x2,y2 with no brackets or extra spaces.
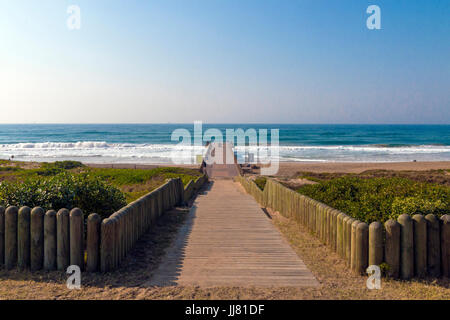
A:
147,179,318,287
204,142,240,178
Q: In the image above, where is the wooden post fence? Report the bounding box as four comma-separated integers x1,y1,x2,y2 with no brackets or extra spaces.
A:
236,176,449,279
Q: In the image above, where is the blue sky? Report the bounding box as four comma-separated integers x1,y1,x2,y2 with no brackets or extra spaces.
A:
0,0,449,123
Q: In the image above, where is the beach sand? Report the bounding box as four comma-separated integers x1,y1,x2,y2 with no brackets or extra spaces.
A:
85,163,201,170
274,161,450,176
86,161,450,176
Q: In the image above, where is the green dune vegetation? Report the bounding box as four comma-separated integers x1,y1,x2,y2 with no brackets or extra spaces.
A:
0,160,202,220
251,172,450,224
297,176,450,224
254,176,267,191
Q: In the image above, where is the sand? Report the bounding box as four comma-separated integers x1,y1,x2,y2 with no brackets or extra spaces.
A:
86,163,201,170
86,161,450,177
274,161,450,176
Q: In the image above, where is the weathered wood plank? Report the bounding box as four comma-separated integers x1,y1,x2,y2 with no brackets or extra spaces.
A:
147,179,318,287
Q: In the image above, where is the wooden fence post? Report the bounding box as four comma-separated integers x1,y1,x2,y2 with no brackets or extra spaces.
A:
70,208,84,270
101,218,114,272
116,211,124,263
114,211,123,263
398,214,414,279
163,183,169,211
350,220,360,272
425,214,441,277
121,211,126,261
134,202,140,244
167,180,173,208
44,210,57,271
322,206,327,243
0,206,4,266
134,202,139,244
342,216,350,261
337,213,345,258
294,194,300,223
125,207,130,253
184,181,192,204
56,209,70,271
110,215,119,269
328,208,334,247
121,210,127,257
30,207,44,271
331,210,338,252
150,192,157,225
441,215,450,278
412,214,427,277
311,200,316,232
177,178,184,205
315,202,320,236
87,213,101,272
324,206,328,243
18,206,31,269
341,216,347,259
355,222,369,274
129,205,134,250
157,188,163,217
5,206,18,270
368,221,383,267
384,219,400,278
144,195,150,232
345,217,354,265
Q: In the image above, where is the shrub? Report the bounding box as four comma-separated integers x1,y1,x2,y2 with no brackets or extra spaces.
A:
72,173,126,219
254,177,267,191
48,161,85,170
391,197,446,219
35,161,85,176
0,172,126,220
297,177,450,223
35,167,64,176
88,167,201,187
0,166,21,172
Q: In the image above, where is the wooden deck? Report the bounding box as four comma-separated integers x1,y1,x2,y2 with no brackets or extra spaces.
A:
147,179,318,287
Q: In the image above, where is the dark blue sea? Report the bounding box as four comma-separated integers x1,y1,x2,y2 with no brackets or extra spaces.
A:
0,124,449,163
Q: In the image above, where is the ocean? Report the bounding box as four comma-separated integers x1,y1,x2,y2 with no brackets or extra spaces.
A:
0,124,449,164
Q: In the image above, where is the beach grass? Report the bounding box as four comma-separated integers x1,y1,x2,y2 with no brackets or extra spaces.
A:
296,176,450,223
254,176,267,191
296,169,450,186
0,160,202,204
87,167,202,202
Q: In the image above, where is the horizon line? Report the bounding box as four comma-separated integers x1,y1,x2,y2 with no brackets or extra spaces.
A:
0,123,449,126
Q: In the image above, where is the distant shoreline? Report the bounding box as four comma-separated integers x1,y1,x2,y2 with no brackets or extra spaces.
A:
3,159,450,176
84,161,450,175
1,124,449,163
85,162,201,170
274,161,450,176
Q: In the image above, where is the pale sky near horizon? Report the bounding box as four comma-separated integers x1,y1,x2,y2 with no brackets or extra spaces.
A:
0,0,449,124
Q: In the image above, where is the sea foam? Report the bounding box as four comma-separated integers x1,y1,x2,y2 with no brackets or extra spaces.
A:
0,141,449,163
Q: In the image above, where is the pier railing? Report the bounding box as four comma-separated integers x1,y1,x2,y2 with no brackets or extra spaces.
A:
236,176,450,279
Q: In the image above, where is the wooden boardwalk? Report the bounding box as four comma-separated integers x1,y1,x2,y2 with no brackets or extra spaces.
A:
204,142,240,178
147,179,318,287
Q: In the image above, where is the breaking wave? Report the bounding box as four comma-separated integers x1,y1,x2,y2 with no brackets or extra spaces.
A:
0,141,449,163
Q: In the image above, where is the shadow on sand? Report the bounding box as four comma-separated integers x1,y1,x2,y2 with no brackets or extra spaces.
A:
143,181,214,287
